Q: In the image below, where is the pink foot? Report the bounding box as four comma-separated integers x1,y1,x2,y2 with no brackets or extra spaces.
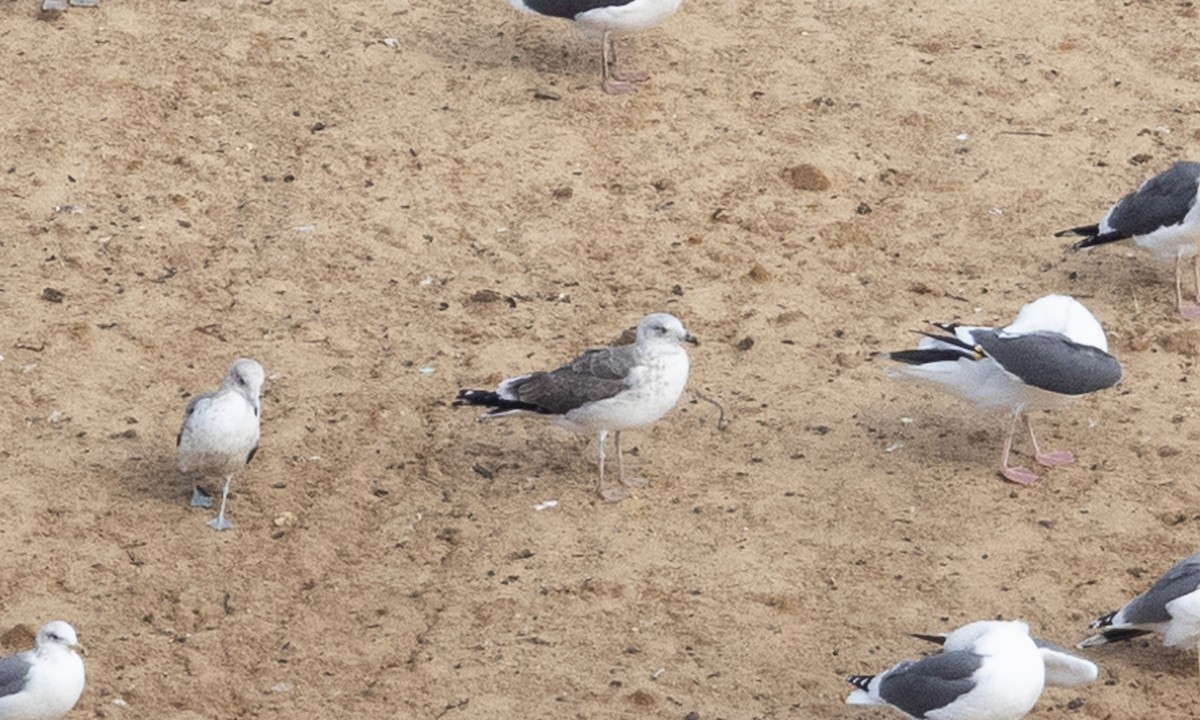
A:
1181,303,1200,320
601,486,630,503
1035,450,1075,468
1001,466,1040,485
621,476,648,489
602,78,638,95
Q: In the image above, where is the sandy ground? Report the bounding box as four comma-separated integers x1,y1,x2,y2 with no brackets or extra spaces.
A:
3,0,1200,718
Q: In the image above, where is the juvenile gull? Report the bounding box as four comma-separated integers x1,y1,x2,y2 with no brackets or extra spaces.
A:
846,620,1045,720
454,312,696,502
0,621,86,720
507,0,682,94
177,358,265,531
881,294,1122,484
1056,161,1200,318
912,632,1098,688
1080,549,1200,671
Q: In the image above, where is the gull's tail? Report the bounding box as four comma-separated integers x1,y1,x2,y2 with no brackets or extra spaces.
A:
845,674,878,705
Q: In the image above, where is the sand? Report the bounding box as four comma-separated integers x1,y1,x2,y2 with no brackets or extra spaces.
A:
3,0,1200,717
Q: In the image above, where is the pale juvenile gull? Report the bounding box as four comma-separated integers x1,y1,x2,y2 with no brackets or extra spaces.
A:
880,294,1122,484
177,358,265,531
507,0,682,94
1056,161,1200,318
912,632,1098,688
1080,548,1200,672
0,621,86,720
846,620,1045,720
454,312,696,502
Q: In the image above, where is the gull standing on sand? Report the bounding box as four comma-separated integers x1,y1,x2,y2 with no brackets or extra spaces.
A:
1056,161,1200,318
454,312,696,502
1080,549,1200,671
177,358,265,531
507,0,682,94
846,620,1045,720
880,294,1122,484
0,621,86,720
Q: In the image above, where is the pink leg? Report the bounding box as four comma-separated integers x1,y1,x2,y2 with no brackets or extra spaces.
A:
1026,415,1074,468
1000,411,1039,484
1176,249,1200,319
601,32,637,95
615,431,648,488
609,39,650,83
598,429,632,502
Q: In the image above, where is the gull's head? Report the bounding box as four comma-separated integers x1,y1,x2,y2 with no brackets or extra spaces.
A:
1004,295,1109,352
224,358,266,401
37,621,85,656
636,313,697,347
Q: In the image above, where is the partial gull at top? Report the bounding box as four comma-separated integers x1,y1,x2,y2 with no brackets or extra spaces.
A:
0,621,86,720
1056,161,1200,318
1080,548,1200,671
454,312,696,503
507,0,682,94
846,620,1045,720
881,295,1121,485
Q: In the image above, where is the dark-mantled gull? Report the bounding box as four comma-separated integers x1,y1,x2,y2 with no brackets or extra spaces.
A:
912,632,1098,688
846,620,1045,720
1080,549,1200,670
0,621,86,720
507,0,682,94
177,358,265,531
881,294,1122,484
1056,161,1200,318
454,312,696,502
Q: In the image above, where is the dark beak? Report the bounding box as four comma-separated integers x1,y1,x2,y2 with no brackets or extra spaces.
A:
684,333,699,346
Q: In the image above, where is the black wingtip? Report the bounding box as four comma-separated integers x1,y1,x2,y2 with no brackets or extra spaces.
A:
1092,628,1153,645
847,674,874,691
453,389,549,415
1087,610,1118,630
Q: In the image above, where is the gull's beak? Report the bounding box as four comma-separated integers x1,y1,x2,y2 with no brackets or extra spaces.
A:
684,333,698,346
72,642,87,657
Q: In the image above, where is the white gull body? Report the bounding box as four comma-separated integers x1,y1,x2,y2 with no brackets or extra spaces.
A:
847,620,1045,720
1080,549,1200,666
0,621,86,720
883,295,1122,484
1057,161,1200,316
455,313,695,501
177,358,265,531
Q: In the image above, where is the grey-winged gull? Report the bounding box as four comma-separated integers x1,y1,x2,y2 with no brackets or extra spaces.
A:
0,621,86,720
1080,549,1200,671
912,632,1098,688
1056,161,1200,318
454,312,696,502
846,620,1045,720
881,294,1122,484
177,358,265,531
507,0,682,94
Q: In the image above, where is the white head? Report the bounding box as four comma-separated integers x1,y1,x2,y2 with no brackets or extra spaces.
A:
1004,295,1109,352
222,358,266,404
36,621,84,655
636,313,697,348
